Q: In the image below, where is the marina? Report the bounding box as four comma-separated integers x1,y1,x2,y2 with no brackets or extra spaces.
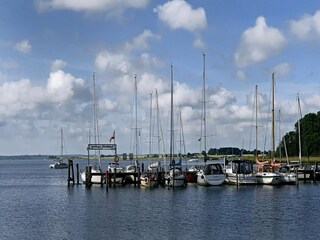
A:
1,155,320,240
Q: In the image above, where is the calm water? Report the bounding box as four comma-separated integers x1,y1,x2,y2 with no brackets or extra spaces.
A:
0,156,319,240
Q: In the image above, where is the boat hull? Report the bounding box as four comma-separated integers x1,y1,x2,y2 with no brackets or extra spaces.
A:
80,168,103,184
140,174,158,188
197,173,225,186
226,173,257,185
255,172,281,185
280,172,297,184
49,162,68,169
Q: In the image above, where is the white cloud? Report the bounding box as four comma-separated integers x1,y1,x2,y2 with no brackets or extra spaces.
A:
210,87,236,108
36,0,148,13
46,70,85,102
95,51,131,73
273,62,293,76
154,0,207,32
51,59,67,71
235,70,246,80
125,29,160,51
0,79,43,117
193,36,205,49
234,16,286,68
290,11,320,40
15,40,32,54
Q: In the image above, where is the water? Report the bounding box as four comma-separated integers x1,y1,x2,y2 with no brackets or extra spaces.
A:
1,156,319,240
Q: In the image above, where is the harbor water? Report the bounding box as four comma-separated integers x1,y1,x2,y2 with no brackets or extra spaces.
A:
0,156,319,240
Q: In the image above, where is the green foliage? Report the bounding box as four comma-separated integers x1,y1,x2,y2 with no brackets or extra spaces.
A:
278,111,320,157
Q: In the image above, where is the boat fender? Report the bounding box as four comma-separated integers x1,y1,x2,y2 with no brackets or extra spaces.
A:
114,156,119,162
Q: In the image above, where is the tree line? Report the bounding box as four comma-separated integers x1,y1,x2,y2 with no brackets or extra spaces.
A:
201,112,320,159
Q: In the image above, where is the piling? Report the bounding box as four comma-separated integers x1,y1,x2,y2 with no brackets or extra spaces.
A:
68,159,74,186
85,165,92,187
76,163,79,185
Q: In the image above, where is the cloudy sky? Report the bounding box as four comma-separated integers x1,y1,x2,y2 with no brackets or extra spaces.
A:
1,0,320,156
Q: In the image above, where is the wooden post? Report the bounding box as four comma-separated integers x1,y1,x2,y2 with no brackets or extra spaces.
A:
86,165,92,188
68,159,74,186
76,163,79,185
295,167,299,186
113,168,116,187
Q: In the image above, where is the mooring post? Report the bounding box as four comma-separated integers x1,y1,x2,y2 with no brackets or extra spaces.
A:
113,168,116,187
76,163,79,185
68,159,74,186
86,165,92,188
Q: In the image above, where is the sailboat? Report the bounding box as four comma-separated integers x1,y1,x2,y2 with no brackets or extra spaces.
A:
80,73,103,184
196,52,226,186
49,128,68,169
164,64,186,188
255,73,281,185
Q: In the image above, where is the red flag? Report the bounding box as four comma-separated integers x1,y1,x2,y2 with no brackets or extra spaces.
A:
109,130,115,142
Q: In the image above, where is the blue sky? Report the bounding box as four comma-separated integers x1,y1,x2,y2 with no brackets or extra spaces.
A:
0,0,320,155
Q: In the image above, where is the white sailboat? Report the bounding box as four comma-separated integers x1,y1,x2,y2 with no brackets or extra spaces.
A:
164,64,186,188
255,74,281,185
80,73,102,184
49,128,68,169
196,53,225,186
225,159,257,185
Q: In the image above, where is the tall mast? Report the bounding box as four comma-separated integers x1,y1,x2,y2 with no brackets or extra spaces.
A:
149,92,153,157
170,64,174,164
297,93,302,164
271,73,275,162
60,128,63,157
202,52,207,154
255,85,258,160
134,74,138,161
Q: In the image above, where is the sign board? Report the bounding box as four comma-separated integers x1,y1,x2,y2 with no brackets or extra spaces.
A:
87,144,117,151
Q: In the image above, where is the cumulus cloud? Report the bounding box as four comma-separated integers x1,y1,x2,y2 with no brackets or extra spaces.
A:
234,16,286,68
15,40,32,54
51,59,67,71
154,0,207,32
273,62,293,76
290,11,320,40
125,29,160,51
46,70,85,102
35,0,148,13
95,51,132,73
0,79,44,117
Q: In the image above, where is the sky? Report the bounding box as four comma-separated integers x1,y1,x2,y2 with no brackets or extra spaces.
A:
1,0,320,156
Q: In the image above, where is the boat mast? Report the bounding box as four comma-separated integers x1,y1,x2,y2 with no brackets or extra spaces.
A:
297,93,302,164
170,64,174,165
149,92,153,157
202,52,207,154
93,72,101,168
271,73,275,163
134,74,138,162
60,128,64,158
255,85,258,161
